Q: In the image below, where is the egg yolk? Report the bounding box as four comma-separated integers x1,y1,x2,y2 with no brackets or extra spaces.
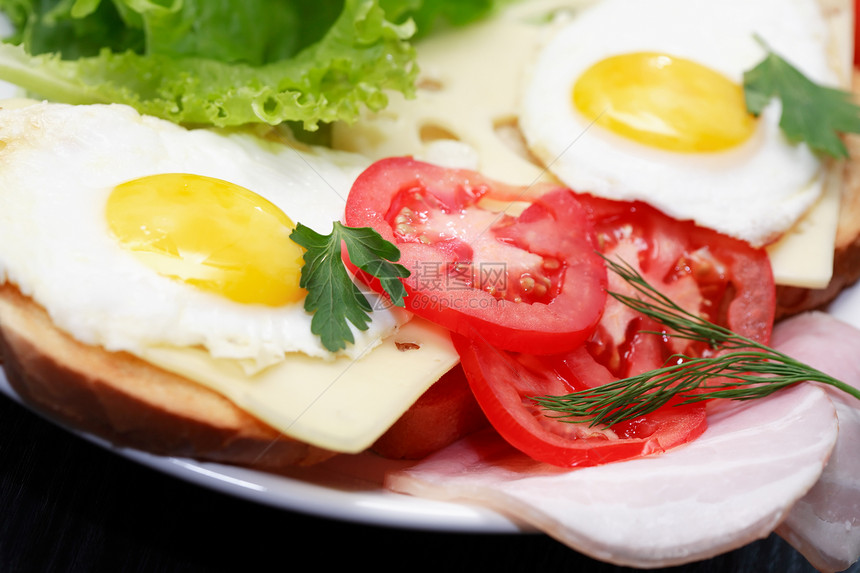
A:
106,173,306,306
572,52,756,152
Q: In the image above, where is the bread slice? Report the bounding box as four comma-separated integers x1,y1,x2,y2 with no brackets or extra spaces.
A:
0,284,336,469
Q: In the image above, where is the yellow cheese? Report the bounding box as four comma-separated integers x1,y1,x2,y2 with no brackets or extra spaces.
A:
766,163,842,288
135,317,459,453
332,0,581,186
333,0,849,288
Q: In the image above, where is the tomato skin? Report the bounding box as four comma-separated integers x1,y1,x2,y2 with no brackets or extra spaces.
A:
454,193,774,468
344,157,607,355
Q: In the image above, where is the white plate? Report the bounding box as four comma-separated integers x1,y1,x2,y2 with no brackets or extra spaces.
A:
2,281,858,533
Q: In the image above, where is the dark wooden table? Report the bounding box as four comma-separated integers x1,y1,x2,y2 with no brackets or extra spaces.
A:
0,393,855,573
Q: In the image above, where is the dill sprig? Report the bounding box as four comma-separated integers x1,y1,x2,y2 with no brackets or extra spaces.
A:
532,257,860,427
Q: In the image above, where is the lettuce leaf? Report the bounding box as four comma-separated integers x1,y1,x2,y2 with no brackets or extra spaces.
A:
0,0,421,128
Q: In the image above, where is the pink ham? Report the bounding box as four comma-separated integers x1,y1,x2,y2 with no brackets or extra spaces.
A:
771,311,860,573
385,342,839,568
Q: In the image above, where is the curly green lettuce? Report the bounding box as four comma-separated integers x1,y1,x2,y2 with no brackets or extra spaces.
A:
0,0,496,128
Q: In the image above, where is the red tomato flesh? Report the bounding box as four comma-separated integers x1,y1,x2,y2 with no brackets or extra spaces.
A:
344,157,607,355
454,336,709,467
455,193,775,468
344,158,775,468
583,195,775,373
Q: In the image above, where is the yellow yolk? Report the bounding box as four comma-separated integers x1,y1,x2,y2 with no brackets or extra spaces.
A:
572,52,757,152
106,173,306,306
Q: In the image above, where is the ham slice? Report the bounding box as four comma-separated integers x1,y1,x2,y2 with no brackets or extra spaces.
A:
771,312,860,573
385,345,839,568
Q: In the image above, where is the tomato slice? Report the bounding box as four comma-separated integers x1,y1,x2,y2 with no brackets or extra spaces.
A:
583,195,775,371
454,193,775,468
344,157,607,355
454,335,709,467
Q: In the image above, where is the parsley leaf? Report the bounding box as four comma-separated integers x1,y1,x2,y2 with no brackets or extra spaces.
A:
743,36,860,159
290,222,410,353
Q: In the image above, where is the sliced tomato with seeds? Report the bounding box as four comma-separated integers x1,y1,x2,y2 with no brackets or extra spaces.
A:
454,193,775,468
453,336,709,467
583,195,775,376
344,157,607,355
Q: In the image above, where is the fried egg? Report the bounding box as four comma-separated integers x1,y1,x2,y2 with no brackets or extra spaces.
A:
519,0,840,247
0,101,402,370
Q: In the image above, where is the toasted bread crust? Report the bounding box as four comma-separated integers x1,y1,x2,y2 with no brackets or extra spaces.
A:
0,284,335,469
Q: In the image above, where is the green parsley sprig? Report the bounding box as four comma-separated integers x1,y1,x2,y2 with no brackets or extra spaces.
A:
532,257,860,427
290,222,409,353
743,35,860,159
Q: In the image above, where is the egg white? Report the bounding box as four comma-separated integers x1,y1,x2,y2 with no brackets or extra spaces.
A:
0,101,403,369
519,0,839,247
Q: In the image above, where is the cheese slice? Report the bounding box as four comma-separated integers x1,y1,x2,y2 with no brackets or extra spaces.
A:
766,162,842,288
768,0,854,289
332,0,567,187
135,317,459,453
333,0,851,289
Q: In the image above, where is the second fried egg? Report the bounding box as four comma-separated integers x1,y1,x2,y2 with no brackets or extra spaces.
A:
519,0,840,247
